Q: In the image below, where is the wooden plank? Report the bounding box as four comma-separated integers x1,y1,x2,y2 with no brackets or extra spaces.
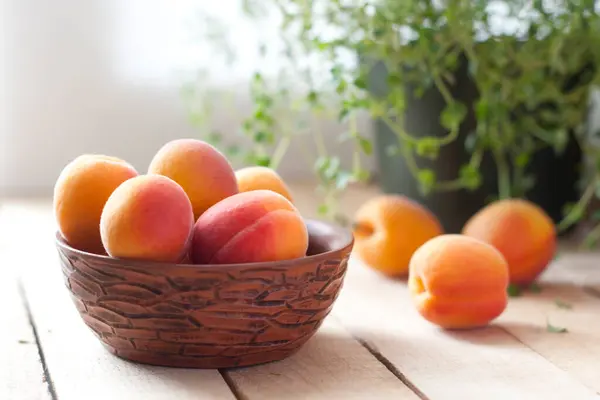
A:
332,258,599,400
0,274,50,399
0,202,235,400
494,257,600,393
226,317,419,400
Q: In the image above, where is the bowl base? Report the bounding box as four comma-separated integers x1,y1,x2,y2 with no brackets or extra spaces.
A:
102,338,309,369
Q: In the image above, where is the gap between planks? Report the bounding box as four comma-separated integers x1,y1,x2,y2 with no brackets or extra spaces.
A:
332,258,600,400
17,279,57,400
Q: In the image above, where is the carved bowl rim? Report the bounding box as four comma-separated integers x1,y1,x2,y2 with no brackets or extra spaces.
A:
55,218,354,271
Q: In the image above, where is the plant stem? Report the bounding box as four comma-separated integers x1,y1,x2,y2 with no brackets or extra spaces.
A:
433,73,453,104
493,148,511,199
435,179,466,191
381,114,418,144
350,112,361,175
269,135,292,171
580,222,600,250
557,179,597,232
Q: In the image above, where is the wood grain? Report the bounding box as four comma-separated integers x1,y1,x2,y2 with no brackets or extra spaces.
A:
332,258,599,400
1,203,236,400
226,317,419,400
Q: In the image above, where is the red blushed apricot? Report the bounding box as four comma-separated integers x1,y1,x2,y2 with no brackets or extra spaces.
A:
100,175,195,263
462,199,557,286
408,234,509,330
191,190,308,264
148,139,238,221
53,154,138,254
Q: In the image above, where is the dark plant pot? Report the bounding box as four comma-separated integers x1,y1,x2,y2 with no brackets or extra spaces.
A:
368,60,583,234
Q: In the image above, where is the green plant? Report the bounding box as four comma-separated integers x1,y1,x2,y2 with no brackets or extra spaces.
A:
185,1,600,237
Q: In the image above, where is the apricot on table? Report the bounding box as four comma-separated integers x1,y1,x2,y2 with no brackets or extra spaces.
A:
462,198,556,286
191,190,308,264
100,174,195,263
53,154,138,254
408,234,510,329
235,166,294,203
148,138,238,220
352,195,444,277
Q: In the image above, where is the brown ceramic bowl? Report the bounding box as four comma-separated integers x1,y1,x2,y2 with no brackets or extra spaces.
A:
56,219,353,369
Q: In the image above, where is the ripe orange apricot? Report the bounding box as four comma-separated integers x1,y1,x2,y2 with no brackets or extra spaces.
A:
408,234,509,329
352,195,443,277
191,190,308,264
462,199,556,286
100,175,195,263
53,154,138,254
235,166,294,203
148,139,238,221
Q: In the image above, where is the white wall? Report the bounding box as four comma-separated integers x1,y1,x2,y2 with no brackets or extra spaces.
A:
1,0,371,197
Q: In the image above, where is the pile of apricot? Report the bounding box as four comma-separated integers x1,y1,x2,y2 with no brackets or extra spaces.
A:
352,195,556,330
53,139,306,265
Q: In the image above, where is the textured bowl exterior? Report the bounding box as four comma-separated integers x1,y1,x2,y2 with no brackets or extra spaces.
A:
56,219,353,369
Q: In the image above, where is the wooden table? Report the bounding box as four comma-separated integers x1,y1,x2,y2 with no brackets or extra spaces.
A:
2,194,600,400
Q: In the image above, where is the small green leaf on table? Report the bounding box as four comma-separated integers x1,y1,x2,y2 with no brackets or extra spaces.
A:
546,319,568,333
507,283,522,297
554,298,573,310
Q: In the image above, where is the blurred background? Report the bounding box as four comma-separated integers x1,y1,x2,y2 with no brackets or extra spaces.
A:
0,0,370,197
2,0,600,236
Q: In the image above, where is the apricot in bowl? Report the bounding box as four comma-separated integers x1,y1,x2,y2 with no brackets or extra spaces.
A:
56,219,353,369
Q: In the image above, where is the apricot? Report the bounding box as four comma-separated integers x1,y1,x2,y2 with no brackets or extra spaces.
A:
191,190,308,264
462,199,556,286
148,139,238,220
53,154,138,254
352,195,443,277
100,174,195,263
408,234,509,329
235,166,294,202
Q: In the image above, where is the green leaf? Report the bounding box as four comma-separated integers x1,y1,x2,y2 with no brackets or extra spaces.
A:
253,131,271,143
242,120,253,132
441,102,467,131
387,72,402,86
417,169,436,195
255,155,271,167
336,79,348,94
324,157,341,180
317,203,329,215
459,165,482,191
353,168,371,182
307,90,319,104
358,137,373,155
554,298,573,310
207,131,222,144
507,284,522,297
354,75,368,90
226,145,240,156
335,171,354,190
416,138,440,159
475,99,489,121
515,153,531,168
546,319,568,333
338,107,350,122
552,129,568,154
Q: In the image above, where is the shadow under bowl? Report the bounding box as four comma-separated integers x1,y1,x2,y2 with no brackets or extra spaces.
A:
55,219,354,369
